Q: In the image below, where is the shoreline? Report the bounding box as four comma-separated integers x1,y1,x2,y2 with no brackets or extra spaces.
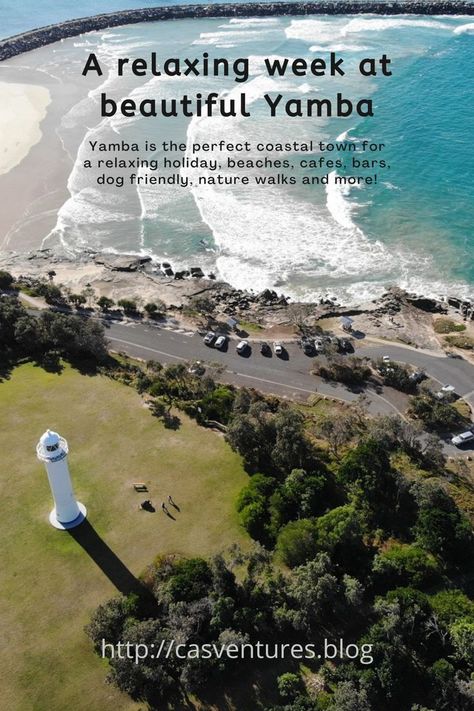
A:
0,82,51,176
1,2,474,61
2,248,473,356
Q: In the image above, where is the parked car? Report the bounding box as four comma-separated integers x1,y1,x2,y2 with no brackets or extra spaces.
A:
340,338,354,353
236,340,249,355
203,331,216,346
260,342,271,356
274,341,284,356
302,340,315,356
382,355,391,363
214,335,227,350
314,337,324,352
451,430,474,447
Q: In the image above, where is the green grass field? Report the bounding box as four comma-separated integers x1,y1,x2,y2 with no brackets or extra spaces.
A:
0,363,249,711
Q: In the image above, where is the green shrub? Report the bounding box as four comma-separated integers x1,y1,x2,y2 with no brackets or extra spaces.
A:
433,318,466,334
445,334,474,350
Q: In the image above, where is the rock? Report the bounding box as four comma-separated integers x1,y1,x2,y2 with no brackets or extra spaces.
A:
174,270,190,280
406,295,446,313
94,254,151,272
256,288,278,303
190,267,204,278
163,267,174,276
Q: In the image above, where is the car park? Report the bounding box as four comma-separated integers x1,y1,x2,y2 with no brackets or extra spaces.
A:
236,340,249,354
451,430,474,447
203,331,216,346
214,335,227,350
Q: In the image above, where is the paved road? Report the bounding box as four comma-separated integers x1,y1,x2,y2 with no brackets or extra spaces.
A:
103,318,473,421
357,344,474,406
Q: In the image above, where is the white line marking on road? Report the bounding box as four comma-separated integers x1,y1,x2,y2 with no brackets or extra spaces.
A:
110,338,187,362
227,371,315,395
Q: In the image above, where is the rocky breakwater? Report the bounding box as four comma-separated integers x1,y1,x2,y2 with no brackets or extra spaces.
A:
1,2,474,61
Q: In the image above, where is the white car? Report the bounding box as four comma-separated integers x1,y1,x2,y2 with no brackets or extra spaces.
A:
236,340,249,354
314,338,324,352
214,335,227,350
451,430,474,447
382,355,391,363
274,342,284,356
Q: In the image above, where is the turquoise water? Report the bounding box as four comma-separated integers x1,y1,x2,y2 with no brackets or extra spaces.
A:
1,11,473,302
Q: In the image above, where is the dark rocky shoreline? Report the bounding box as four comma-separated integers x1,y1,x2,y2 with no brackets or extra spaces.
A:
1,2,473,61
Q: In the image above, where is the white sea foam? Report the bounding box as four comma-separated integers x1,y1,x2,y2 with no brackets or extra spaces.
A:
285,19,346,44
453,23,474,35
341,18,450,35
193,29,278,46
309,44,372,53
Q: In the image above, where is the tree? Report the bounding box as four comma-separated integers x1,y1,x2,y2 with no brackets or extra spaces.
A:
413,486,473,564
285,553,340,630
161,558,213,604
272,408,311,475
118,298,139,314
314,505,365,570
408,391,464,432
81,285,96,308
375,359,417,393
68,293,86,308
236,474,276,544
277,672,305,701
317,413,361,459
372,543,439,590
97,295,115,311
0,270,14,290
144,300,166,318
327,681,373,711
276,519,318,567
107,618,176,702
85,594,139,652
450,621,474,664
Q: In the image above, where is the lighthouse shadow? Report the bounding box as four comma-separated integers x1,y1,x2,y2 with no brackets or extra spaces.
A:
68,519,148,599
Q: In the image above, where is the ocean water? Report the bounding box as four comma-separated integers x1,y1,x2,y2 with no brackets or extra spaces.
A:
1,11,474,303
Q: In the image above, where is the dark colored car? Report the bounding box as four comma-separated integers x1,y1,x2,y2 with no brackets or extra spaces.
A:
260,342,271,356
302,340,315,356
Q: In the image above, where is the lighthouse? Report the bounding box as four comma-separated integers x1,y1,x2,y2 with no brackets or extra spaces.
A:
36,430,87,529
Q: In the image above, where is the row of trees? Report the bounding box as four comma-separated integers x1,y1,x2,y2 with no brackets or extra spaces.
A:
0,294,108,369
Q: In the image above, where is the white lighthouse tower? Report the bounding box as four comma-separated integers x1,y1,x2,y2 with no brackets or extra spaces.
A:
36,430,87,529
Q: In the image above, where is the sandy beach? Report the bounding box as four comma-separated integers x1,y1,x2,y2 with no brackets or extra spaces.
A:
0,81,50,176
